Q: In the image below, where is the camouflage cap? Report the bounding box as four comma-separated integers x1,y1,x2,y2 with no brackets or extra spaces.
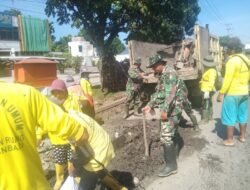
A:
134,57,142,64
147,54,166,68
202,55,217,67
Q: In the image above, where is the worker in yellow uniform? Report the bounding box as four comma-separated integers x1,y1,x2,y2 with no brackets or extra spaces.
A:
80,72,95,117
41,79,84,190
199,55,217,124
66,75,95,118
0,82,88,190
67,110,115,190
217,53,249,146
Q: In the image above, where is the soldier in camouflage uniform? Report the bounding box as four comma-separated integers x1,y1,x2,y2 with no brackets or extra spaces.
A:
123,58,145,119
143,54,187,177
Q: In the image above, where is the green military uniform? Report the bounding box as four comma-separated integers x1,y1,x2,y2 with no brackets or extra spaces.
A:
146,54,189,177
147,64,182,145
123,58,144,118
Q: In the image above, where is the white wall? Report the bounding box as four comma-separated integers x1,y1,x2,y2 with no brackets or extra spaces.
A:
245,44,250,50
0,40,20,52
68,41,95,57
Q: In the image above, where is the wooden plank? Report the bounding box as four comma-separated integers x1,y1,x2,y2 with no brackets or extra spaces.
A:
95,97,126,114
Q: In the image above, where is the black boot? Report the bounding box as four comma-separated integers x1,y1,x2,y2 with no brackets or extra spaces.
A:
158,143,178,177
188,113,199,131
123,105,129,119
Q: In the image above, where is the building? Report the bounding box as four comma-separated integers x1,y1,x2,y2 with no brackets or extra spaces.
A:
245,44,250,50
68,36,97,66
0,12,50,55
0,12,20,54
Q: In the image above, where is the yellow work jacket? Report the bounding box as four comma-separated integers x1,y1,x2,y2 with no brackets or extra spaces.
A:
0,82,84,190
68,84,87,101
220,54,249,95
199,68,217,92
43,94,83,145
63,94,82,112
69,110,115,172
80,78,93,97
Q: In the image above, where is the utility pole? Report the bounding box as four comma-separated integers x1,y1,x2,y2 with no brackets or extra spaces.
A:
225,23,233,36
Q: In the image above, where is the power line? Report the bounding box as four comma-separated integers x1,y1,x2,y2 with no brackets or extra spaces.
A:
199,0,222,26
208,0,226,22
0,3,46,16
13,0,45,5
203,0,224,25
2,0,45,4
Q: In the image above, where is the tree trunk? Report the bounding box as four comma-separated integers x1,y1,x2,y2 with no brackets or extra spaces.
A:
100,55,128,93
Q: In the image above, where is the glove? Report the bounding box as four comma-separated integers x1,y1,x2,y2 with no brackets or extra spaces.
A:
204,91,210,99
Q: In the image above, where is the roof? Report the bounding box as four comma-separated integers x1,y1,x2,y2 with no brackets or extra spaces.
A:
15,58,58,64
0,56,65,61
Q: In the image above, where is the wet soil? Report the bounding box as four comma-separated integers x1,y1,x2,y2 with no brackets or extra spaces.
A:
39,94,204,189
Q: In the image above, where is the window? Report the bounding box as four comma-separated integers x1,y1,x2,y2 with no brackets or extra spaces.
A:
78,45,82,53
0,27,19,41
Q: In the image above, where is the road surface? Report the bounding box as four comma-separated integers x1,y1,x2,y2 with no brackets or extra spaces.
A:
143,95,250,190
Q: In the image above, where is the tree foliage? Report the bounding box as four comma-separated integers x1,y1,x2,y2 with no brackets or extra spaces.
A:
45,0,199,56
3,9,22,16
127,0,200,44
49,22,56,42
51,35,72,52
45,0,199,91
108,37,126,55
219,36,244,53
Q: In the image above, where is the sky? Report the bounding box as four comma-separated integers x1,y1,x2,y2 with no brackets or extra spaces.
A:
0,0,250,45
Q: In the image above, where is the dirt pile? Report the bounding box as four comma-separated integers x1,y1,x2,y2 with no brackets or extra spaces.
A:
104,118,164,180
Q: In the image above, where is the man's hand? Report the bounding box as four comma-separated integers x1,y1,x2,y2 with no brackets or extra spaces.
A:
161,111,168,121
142,106,151,114
217,93,224,102
140,73,145,77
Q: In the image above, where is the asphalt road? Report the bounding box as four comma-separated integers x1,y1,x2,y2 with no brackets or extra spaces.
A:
143,95,250,190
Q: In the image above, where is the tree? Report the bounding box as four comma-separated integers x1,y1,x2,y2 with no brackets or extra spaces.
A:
52,35,72,52
78,29,125,55
219,36,244,53
3,9,22,16
108,37,126,55
45,0,199,91
127,0,200,44
49,22,56,42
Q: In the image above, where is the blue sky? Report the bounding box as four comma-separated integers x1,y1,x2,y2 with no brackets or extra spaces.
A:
0,0,249,44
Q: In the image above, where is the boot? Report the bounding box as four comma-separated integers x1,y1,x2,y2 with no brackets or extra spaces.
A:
199,109,209,125
158,143,178,177
209,107,213,121
53,164,66,190
188,113,199,131
134,104,142,116
123,105,129,119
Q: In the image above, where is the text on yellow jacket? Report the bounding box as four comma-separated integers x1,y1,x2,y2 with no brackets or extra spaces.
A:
0,82,84,190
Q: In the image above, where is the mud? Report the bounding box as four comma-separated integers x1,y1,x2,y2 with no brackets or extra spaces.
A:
39,100,206,189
